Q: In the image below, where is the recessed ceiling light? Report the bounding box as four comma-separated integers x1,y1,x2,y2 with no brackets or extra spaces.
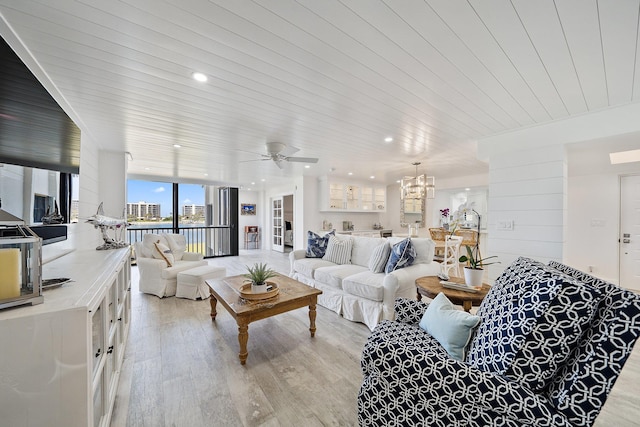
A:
204,173,208,176
348,172,353,176
304,165,310,169
144,167,151,171
192,72,208,82
173,144,181,148
261,178,266,182
465,188,471,191
610,149,640,164
247,188,251,191
384,137,393,143
370,175,375,179
251,182,255,185
396,180,401,183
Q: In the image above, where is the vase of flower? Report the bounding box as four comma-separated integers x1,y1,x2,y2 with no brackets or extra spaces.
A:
244,262,278,293
459,245,500,289
463,267,484,289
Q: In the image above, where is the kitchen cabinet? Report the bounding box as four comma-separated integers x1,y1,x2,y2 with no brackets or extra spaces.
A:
320,177,386,212
0,247,131,427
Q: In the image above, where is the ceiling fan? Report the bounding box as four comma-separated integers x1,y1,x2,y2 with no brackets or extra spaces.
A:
242,142,319,169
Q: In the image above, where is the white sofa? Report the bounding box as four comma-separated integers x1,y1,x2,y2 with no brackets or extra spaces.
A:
289,235,441,330
134,233,207,298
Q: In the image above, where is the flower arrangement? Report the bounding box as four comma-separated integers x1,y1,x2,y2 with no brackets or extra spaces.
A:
458,245,500,270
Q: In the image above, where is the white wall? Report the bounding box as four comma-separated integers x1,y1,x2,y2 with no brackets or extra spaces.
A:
479,101,640,282
238,190,262,248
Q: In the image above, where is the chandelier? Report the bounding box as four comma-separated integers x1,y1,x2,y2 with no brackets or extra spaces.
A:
400,162,435,200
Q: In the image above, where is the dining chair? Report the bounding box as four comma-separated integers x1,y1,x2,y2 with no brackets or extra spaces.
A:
441,235,463,277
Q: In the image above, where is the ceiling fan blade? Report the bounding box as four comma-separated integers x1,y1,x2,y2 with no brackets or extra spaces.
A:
238,158,270,163
280,145,300,156
285,156,319,163
274,159,284,169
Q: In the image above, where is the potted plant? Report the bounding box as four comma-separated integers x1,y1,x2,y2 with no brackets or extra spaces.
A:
458,245,499,289
244,262,278,293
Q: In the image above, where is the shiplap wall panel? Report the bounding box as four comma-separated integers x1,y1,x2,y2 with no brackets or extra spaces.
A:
599,0,640,106
487,143,566,279
342,0,524,130
470,0,568,118
555,0,609,110
429,0,551,124
513,0,588,115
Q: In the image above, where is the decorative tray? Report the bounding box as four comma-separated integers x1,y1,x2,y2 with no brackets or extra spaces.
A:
239,282,280,300
440,281,478,293
42,277,73,290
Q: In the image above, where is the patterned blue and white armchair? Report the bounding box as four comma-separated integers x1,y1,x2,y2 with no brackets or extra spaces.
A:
358,257,640,426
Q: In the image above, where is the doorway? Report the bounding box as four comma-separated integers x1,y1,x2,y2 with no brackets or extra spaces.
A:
272,196,284,253
619,175,640,291
283,194,294,252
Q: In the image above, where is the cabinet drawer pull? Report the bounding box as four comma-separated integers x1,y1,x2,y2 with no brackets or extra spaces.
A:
107,346,114,354
95,348,101,358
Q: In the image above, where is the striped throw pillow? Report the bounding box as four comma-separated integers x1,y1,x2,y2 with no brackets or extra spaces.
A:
323,235,353,265
368,242,391,273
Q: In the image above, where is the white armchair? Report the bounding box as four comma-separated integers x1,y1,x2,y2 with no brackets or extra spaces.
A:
134,233,207,298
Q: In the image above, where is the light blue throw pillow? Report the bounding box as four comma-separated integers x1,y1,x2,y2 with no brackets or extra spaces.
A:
419,292,481,361
385,237,416,273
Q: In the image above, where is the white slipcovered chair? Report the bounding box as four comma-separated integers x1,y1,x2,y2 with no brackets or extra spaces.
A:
134,233,207,298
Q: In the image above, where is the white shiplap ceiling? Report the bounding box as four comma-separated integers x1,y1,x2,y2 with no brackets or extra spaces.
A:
1,0,639,189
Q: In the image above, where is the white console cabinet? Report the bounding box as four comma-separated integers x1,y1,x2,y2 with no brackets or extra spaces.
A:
319,177,386,212
0,247,131,427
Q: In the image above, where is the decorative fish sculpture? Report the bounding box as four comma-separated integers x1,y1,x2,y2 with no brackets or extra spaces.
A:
85,202,130,250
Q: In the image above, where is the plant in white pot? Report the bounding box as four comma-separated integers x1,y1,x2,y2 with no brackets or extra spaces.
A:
244,262,278,293
458,245,499,289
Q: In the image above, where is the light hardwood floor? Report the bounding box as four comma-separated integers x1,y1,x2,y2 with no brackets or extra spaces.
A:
111,250,640,427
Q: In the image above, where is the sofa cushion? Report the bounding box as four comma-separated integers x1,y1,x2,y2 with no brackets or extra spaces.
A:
419,292,481,361
368,242,391,274
164,234,186,261
306,230,334,258
293,258,336,279
505,277,601,393
385,238,416,273
314,264,368,289
351,235,386,267
466,257,576,375
342,271,386,302
153,241,174,267
546,261,640,425
160,260,206,280
323,235,353,264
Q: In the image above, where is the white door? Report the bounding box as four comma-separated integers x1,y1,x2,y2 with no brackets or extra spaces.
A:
272,196,284,253
620,175,640,291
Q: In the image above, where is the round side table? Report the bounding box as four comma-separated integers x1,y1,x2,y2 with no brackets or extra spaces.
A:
415,276,490,312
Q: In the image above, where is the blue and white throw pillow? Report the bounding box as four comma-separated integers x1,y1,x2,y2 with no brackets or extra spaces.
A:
306,230,334,258
385,238,416,273
368,242,391,273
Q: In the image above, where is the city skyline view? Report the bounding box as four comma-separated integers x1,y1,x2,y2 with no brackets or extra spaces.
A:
127,180,205,218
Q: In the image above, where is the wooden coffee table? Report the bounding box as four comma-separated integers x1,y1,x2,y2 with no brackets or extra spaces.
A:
415,276,490,312
205,273,322,365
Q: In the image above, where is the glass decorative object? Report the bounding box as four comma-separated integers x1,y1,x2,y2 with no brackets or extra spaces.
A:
0,218,43,310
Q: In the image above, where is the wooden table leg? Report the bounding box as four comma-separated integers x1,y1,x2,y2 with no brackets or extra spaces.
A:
237,320,249,365
309,298,317,337
416,289,422,301
462,300,472,312
209,291,218,321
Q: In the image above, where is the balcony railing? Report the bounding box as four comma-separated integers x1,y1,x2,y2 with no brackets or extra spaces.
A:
127,225,232,258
